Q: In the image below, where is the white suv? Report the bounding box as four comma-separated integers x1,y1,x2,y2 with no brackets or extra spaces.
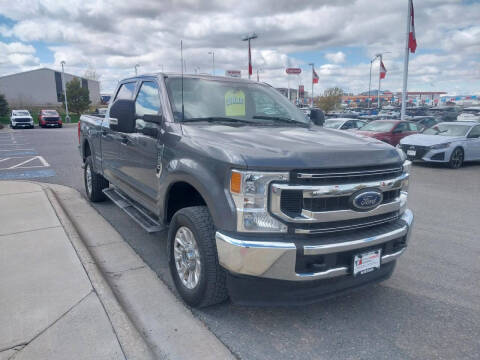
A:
10,110,34,129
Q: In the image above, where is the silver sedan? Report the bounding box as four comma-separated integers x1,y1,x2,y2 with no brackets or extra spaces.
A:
399,122,480,168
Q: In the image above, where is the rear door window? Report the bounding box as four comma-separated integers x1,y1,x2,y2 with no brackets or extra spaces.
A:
114,82,136,101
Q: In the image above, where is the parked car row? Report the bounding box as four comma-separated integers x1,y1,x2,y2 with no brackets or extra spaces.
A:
9,109,63,129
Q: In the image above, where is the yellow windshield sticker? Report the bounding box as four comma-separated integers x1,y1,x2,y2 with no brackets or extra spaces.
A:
225,90,246,117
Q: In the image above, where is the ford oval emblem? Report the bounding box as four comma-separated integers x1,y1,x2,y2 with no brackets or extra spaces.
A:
351,189,383,211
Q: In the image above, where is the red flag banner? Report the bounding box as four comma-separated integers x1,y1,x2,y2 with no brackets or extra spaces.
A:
312,68,319,84
409,0,417,53
380,60,387,79
248,44,252,75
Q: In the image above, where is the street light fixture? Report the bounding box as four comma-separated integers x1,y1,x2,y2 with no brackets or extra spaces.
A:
242,33,258,80
208,51,215,76
60,61,70,123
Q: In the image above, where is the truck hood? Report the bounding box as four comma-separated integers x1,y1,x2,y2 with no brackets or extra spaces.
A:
400,134,464,146
181,124,402,169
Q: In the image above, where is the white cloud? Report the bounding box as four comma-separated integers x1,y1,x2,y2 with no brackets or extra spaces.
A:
0,0,478,94
325,51,346,64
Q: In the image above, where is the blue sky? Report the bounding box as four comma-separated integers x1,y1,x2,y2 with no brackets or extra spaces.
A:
0,1,479,94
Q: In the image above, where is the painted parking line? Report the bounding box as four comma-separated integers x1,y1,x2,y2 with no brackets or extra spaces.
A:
0,156,50,170
0,169,56,180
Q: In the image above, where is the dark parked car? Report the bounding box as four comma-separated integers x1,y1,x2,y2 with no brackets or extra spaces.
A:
38,109,62,128
409,116,441,131
79,74,413,307
427,106,462,122
356,120,419,146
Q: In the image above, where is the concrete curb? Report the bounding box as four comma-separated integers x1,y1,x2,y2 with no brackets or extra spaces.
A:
42,182,236,360
43,184,157,360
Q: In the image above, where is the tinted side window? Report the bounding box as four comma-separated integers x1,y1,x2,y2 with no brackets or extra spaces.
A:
468,125,480,137
115,82,136,101
396,122,409,132
135,81,161,116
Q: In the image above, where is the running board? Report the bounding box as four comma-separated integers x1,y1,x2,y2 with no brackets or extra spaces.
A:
103,188,165,233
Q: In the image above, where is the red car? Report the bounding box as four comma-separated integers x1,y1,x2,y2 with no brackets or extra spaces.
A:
38,109,62,128
355,120,419,146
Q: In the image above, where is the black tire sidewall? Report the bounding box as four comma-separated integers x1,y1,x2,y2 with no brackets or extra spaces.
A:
168,211,209,306
449,148,463,169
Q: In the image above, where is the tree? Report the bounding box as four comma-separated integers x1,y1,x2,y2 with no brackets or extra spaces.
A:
316,87,344,113
0,93,9,117
64,77,91,114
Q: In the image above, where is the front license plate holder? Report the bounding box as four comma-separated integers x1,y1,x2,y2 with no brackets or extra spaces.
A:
353,249,381,276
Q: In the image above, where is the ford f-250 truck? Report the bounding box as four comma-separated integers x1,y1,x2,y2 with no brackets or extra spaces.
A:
79,74,413,307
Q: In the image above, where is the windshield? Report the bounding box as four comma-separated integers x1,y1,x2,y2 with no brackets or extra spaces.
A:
324,120,344,129
43,110,58,116
359,121,396,132
14,111,30,116
165,77,309,126
423,124,470,136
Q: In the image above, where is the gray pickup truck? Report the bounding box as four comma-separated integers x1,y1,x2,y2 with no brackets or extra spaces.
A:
79,73,413,307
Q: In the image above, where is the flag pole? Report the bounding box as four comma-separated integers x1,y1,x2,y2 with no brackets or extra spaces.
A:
401,0,411,120
377,54,382,108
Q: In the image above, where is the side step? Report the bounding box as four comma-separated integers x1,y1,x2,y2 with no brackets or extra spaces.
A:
103,188,165,233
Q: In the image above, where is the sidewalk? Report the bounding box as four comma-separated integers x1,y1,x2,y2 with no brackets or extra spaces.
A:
0,181,152,359
0,181,235,360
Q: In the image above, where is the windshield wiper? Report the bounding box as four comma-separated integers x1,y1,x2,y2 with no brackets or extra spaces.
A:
181,117,256,124
252,115,309,126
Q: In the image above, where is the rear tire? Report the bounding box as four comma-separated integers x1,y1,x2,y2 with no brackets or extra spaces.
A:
84,156,109,202
448,147,463,169
168,206,228,308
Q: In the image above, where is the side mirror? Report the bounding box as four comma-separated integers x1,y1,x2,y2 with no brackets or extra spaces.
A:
310,109,325,126
143,114,163,124
109,99,135,133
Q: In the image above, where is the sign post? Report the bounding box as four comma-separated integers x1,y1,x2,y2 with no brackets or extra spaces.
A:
286,68,302,103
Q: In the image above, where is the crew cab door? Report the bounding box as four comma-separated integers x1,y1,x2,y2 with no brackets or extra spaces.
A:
101,81,138,183
121,80,163,210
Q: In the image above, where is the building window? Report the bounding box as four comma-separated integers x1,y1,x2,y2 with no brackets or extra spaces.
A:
55,71,63,102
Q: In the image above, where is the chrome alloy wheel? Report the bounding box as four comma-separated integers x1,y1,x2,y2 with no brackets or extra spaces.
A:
85,163,93,195
450,148,463,169
174,226,202,289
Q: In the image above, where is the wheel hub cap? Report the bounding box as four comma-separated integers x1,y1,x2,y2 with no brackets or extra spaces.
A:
174,226,201,289
86,164,93,194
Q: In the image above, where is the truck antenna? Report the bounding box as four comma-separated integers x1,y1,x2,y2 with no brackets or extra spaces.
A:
181,40,185,121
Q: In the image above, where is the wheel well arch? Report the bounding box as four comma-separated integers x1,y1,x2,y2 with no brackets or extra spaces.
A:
82,140,91,162
164,181,207,223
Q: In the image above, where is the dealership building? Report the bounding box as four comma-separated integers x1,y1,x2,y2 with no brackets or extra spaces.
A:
0,68,101,107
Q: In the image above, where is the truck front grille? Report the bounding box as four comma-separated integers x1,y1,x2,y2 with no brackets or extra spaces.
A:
270,166,407,234
15,118,31,123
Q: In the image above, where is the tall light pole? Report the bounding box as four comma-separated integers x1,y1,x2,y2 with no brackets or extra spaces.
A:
134,64,140,76
60,61,70,123
208,51,215,75
242,33,258,80
308,63,314,107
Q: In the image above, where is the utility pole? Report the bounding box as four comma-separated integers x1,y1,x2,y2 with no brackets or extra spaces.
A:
368,55,378,108
242,33,258,80
208,51,215,75
134,64,139,76
60,61,70,123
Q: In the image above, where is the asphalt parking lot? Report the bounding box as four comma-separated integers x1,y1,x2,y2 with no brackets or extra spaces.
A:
2,126,479,360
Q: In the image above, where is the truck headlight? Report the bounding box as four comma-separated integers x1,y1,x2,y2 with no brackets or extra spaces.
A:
230,170,289,233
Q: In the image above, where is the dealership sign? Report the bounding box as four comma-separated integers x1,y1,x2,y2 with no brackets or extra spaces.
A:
225,70,241,78
286,68,302,75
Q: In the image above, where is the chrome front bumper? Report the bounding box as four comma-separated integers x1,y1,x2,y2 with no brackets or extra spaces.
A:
216,209,413,282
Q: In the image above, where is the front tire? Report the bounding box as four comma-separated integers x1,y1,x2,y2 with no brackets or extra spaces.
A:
168,206,228,308
448,147,463,169
84,156,109,202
